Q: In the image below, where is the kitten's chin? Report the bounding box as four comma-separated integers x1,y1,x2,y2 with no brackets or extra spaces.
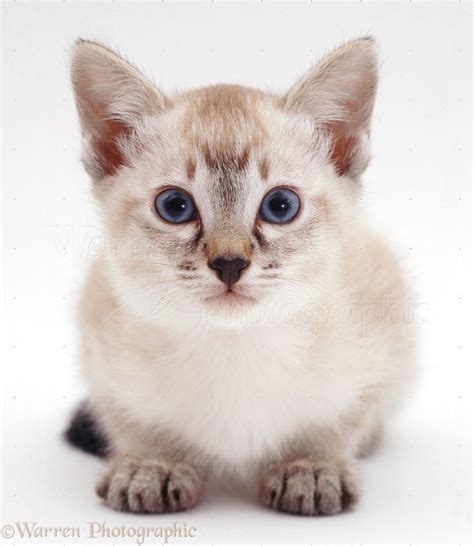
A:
204,289,258,308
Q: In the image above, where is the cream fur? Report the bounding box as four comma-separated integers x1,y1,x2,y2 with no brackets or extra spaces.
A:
71,38,416,515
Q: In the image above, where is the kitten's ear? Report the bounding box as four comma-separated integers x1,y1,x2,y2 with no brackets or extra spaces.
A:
71,40,167,179
285,38,378,178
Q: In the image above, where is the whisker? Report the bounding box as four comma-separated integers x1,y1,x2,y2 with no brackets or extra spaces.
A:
257,273,343,301
274,285,349,341
90,282,173,334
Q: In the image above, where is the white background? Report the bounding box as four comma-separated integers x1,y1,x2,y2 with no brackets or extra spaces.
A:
1,1,472,543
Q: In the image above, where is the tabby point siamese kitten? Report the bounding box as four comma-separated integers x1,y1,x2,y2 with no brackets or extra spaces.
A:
66,37,416,516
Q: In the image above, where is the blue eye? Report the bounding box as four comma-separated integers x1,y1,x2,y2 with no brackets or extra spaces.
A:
259,188,300,224
155,188,197,224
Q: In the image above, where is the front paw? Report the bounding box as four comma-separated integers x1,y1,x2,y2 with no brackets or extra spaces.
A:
96,456,204,513
259,458,360,516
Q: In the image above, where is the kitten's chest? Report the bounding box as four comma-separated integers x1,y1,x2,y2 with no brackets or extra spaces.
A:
110,322,352,464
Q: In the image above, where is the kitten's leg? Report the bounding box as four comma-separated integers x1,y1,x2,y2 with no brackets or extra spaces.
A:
259,399,388,516
96,455,205,513
259,425,363,516
89,399,207,514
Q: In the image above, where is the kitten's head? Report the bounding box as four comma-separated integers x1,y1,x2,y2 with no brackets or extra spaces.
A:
71,39,378,325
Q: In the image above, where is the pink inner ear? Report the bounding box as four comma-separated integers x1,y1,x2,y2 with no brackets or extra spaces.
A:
328,123,358,176
94,119,132,177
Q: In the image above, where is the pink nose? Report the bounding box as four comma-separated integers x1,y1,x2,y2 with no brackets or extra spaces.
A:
208,257,249,289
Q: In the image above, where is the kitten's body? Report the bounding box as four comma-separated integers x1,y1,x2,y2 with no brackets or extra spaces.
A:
69,39,415,515
80,226,412,468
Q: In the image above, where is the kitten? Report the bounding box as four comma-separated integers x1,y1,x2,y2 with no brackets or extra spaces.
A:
66,38,416,516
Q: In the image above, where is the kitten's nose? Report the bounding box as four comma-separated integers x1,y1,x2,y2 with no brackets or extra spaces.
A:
208,257,249,289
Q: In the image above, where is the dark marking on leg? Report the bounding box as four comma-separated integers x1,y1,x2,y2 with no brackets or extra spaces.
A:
276,471,289,512
270,488,277,507
313,471,321,514
161,473,171,512
172,488,181,504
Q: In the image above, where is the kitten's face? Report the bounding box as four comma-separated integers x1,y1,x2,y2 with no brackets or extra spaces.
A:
72,40,377,323
99,88,351,318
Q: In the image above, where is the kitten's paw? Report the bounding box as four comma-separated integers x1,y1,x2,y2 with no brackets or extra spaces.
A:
259,458,360,516
96,456,204,513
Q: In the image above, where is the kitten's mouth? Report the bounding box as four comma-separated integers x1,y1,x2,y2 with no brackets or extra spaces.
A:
205,287,257,306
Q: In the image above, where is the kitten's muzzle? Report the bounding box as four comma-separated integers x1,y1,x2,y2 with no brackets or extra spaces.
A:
208,257,249,289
